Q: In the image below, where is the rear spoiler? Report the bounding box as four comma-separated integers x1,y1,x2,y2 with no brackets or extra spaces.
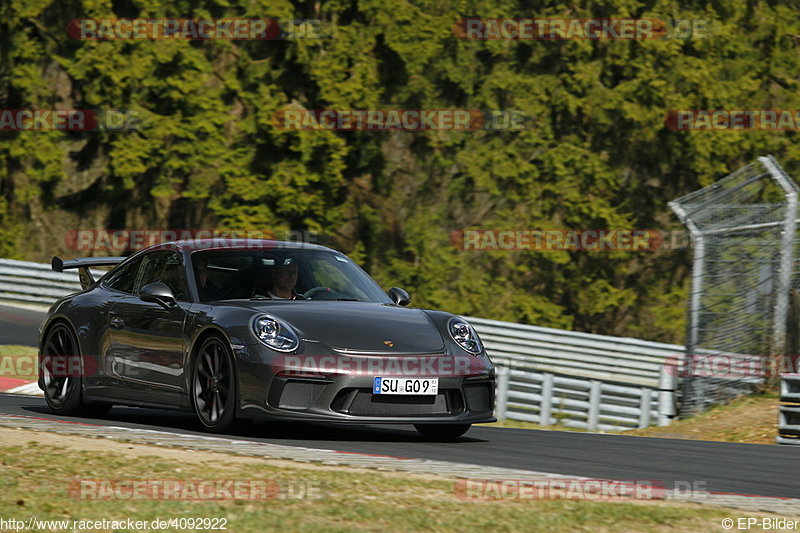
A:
51,256,126,290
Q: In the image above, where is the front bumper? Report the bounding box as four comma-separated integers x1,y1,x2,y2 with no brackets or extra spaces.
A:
236,345,496,424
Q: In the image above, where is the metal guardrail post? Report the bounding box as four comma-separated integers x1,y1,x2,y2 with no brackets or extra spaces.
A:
638,387,652,428
781,373,800,402
587,380,601,431
657,363,677,426
540,372,553,426
778,373,800,444
494,365,510,422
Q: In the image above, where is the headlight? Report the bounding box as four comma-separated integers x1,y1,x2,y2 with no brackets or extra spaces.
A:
448,317,483,355
252,315,299,352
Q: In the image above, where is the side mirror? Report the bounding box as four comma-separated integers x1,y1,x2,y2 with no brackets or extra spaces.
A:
139,282,176,307
388,287,411,306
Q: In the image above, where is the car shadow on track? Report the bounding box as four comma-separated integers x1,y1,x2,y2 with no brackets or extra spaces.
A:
19,403,487,444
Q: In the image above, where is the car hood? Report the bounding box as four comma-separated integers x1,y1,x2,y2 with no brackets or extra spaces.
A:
229,301,446,354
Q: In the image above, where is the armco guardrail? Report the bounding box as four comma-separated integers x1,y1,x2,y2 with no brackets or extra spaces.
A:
0,258,679,429
466,316,682,388
778,373,800,445
465,317,681,428
494,366,670,430
0,258,84,305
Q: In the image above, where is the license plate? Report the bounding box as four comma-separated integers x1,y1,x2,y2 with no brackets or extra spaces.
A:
373,377,438,395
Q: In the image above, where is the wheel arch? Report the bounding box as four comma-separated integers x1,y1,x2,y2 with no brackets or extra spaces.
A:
186,326,242,414
39,316,81,355
187,326,235,366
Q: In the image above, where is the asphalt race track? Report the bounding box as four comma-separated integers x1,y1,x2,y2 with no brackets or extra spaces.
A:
0,303,43,346
0,304,797,500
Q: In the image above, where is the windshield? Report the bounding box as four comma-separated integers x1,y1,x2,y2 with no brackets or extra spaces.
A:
190,249,393,303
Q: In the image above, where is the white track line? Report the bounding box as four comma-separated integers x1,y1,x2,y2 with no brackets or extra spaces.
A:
4,382,43,396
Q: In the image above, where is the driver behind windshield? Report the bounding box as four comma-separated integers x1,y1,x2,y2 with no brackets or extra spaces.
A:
267,259,301,300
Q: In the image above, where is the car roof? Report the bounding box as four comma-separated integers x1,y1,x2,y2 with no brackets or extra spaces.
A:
143,238,336,254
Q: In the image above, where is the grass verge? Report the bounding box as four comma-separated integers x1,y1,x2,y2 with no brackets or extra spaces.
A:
0,427,769,533
0,345,38,380
624,392,779,444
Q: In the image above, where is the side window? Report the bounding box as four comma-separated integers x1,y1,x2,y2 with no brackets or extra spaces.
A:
104,257,143,294
192,253,247,301
134,251,189,302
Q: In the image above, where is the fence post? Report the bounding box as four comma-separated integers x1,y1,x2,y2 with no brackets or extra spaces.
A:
587,380,601,431
495,365,510,422
540,372,553,426
760,156,798,389
638,387,652,428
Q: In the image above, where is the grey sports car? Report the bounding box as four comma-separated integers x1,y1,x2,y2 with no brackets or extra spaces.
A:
39,239,496,440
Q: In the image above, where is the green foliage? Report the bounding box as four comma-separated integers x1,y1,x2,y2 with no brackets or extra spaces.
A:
3,0,800,342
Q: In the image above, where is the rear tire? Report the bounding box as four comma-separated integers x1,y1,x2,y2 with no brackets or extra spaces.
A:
41,323,84,415
414,423,471,441
192,336,237,433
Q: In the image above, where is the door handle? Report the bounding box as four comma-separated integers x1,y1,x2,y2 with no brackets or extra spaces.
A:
110,316,125,328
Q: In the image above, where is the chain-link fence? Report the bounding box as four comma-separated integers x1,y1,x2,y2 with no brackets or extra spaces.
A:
669,155,798,416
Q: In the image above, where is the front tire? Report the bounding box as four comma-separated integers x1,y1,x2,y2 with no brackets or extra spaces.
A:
192,336,237,433
414,423,471,441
